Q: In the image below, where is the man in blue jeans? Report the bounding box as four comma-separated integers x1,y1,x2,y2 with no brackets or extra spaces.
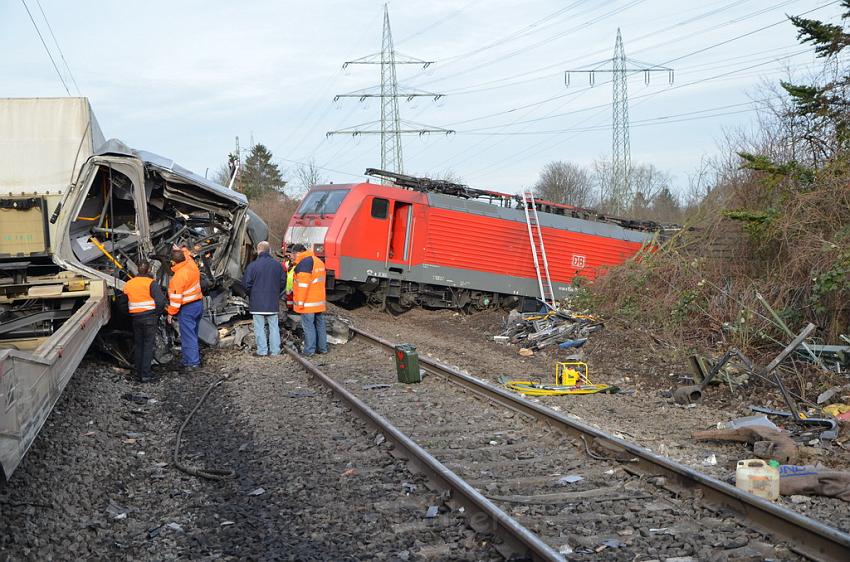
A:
242,241,287,356
291,243,328,356
167,246,204,370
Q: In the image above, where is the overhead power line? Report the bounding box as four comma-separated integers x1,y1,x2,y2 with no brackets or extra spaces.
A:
446,52,814,181
457,98,780,135
453,47,812,133
564,28,674,215
306,0,836,184
413,0,825,104
433,0,794,96
276,156,364,180
433,1,836,132
327,4,453,177
410,0,648,90
277,10,382,163
34,0,80,95
395,0,483,45
20,0,71,96
420,0,591,67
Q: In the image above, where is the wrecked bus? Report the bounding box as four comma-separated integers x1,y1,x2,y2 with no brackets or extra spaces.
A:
0,98,262,481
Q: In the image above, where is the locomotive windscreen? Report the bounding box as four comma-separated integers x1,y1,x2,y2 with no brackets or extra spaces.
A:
296,189,350,216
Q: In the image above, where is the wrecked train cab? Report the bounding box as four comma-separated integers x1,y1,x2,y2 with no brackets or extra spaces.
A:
1,98,263,481
52,141,261,359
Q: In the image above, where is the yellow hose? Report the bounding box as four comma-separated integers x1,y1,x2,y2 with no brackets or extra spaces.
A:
499,377,615,396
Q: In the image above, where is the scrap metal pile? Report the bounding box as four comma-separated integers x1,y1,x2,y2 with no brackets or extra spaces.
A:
495,308,603,352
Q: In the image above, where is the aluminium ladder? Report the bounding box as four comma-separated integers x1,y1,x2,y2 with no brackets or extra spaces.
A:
521,191,556,308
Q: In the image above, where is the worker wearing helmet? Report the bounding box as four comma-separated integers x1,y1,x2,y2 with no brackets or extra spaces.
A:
122,261,166,382
167,246,204,370
291,243,327,356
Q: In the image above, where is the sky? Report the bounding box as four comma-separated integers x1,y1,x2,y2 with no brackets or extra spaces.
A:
2,0,843,196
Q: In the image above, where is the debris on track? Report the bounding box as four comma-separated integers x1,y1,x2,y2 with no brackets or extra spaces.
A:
495,308,603,351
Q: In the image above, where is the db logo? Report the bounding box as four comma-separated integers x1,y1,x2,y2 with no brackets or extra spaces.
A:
572,254,586,269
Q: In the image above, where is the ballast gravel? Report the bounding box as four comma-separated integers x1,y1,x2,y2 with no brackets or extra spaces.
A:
0,349,500,561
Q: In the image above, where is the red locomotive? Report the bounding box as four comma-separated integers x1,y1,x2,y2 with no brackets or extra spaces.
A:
284,169,661,313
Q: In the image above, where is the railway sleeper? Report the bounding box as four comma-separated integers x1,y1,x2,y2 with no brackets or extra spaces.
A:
411,426,561,447
427,441,562,460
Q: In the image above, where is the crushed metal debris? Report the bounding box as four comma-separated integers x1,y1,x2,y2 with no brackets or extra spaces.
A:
496,308,603,350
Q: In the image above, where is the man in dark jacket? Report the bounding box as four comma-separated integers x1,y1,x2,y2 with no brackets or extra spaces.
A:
122,261,166,382
242,241,287,356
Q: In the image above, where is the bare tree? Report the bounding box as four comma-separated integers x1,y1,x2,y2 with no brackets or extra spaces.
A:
294,159,325,195
630,164,671,202
591,159,614,211
592,160,672,216
533,161,593,207
435,169,464,183
251,191,300,250
212,163,234,188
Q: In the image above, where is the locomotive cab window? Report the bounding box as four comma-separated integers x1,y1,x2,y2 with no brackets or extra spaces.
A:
297,189,350,216
371,197,389,219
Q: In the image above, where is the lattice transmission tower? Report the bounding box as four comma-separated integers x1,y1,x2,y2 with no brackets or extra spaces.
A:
565,28,673,214
327,4,453,179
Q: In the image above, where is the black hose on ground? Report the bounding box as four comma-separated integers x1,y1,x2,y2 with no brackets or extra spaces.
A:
173,374,235,481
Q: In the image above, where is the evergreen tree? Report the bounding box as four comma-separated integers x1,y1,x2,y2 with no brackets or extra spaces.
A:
241,144,286,200
781,2,850,152
629,191,651,219
651,187,681,223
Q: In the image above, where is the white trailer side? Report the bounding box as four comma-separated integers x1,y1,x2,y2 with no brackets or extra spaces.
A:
0,98,110,481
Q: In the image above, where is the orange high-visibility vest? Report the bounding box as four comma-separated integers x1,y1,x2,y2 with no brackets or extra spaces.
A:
123,276,156,314
167,254,203,315
293,251,326,314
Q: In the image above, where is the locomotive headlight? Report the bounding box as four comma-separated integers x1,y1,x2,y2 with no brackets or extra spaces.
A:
313,243,325,256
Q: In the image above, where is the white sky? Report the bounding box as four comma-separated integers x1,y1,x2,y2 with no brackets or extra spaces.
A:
2,0,842,195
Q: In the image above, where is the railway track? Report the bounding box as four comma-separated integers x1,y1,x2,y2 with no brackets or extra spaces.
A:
285,326,850,561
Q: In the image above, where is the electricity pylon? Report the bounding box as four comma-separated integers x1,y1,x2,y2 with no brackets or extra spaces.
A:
328,4,453,179
564,28,673,214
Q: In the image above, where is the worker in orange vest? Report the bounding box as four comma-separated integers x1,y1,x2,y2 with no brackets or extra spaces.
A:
291,243,327,356
167,246,204,370
122,261,166,382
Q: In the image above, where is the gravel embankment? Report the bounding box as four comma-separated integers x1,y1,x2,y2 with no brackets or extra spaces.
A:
0,349,500,561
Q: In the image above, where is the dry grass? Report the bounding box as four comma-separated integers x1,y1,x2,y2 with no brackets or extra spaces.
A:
588,160,850,353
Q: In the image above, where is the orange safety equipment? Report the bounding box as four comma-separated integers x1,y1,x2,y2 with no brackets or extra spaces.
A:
167,251,203,316
124,276,156,314
292,250,326,314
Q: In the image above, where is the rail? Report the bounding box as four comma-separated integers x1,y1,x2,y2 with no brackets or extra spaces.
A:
350,326,850,562
283,346,563,561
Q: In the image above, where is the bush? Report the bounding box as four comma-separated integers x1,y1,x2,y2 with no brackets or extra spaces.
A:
250,192,300,251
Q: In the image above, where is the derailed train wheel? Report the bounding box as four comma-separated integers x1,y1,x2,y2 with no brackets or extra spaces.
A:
384,298,411,316
366,292,385,311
